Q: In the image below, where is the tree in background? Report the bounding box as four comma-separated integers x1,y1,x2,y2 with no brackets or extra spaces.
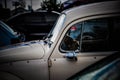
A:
19,0,26,8
41,0,62,12
12,0,26,15
12,0,26,9
12,1,20,9
0,3,10,20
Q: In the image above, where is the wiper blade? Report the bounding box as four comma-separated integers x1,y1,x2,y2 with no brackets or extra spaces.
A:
43,34,53,40
43,34,53,47
47,34,53,38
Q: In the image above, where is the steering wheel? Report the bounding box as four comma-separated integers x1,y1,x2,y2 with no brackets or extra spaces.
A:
82,33,95,40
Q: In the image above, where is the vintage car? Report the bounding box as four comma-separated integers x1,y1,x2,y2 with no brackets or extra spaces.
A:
0,1,120,80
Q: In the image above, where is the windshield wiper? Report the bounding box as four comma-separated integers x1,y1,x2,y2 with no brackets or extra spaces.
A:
44,34,53,47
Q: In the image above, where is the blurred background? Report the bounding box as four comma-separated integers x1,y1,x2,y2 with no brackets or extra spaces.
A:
0,0,67,20
0,0,67,10
0,0,110,47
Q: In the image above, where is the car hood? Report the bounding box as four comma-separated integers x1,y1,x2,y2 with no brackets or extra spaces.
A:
0,40,45,63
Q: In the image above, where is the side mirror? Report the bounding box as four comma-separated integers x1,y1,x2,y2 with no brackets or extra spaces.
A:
64,52,78,61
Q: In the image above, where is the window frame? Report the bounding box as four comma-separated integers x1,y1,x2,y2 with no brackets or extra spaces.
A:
59,14,120,53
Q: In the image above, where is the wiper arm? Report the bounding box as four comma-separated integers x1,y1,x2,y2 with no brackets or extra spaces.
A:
43,34,53,47
43,33,53,40
47,34,53,38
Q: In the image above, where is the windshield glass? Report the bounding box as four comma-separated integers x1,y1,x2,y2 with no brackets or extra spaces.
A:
50,14,66,42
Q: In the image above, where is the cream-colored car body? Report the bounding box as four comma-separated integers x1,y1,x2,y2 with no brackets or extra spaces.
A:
0,1,120,80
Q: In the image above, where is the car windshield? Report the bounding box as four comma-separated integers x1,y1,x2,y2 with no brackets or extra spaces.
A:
49,14,66,42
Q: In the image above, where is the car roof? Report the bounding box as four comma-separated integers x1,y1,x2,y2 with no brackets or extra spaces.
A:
62,0,120,26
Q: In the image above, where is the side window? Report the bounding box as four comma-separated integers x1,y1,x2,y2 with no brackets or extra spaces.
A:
60,23,82,51
60,18,110,52
81,19,109,52
60,17,120,52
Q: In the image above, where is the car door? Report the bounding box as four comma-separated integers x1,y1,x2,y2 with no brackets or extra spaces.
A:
67,52,120,80
49,15,120,80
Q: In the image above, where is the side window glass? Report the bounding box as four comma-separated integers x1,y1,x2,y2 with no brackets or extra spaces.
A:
60,23,82,51
60,18,109,52
60,17,120,52
81,19,109,52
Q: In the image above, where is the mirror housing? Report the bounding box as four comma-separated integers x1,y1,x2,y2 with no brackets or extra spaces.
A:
64,52,78,61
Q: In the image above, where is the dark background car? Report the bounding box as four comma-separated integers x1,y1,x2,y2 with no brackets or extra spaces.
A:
0,20,25,47
6,11,59,41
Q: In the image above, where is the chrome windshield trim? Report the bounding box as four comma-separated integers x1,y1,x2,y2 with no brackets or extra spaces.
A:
50,14,66,42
